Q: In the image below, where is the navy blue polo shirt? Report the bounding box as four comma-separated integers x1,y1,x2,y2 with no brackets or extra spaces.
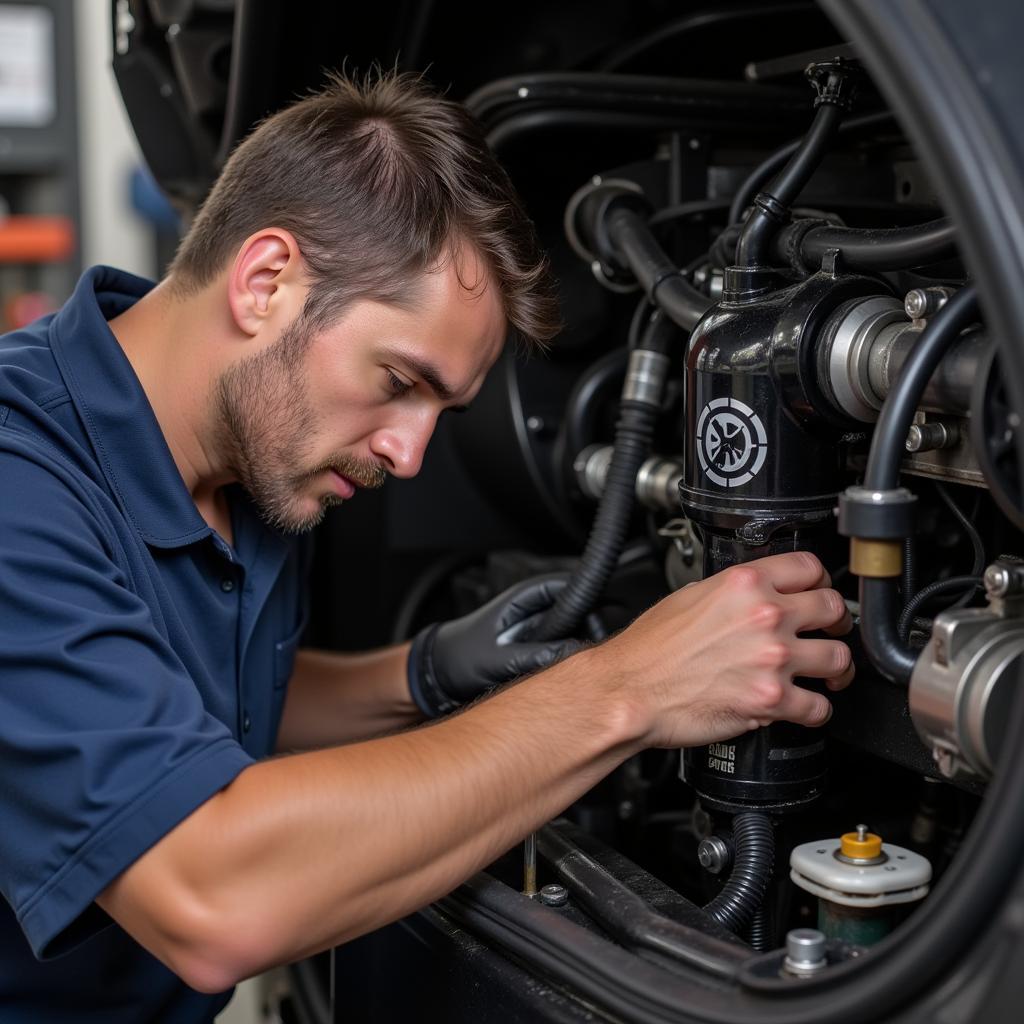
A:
0,267,310,1021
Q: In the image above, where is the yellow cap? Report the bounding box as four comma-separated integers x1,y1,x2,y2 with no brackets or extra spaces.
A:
840,826,883,860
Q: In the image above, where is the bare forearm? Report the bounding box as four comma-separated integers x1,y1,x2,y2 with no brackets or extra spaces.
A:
275,644,422,751
98,553,853,991
102,647,636,987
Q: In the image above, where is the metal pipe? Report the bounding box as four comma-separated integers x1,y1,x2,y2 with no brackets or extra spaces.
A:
575,445,683,511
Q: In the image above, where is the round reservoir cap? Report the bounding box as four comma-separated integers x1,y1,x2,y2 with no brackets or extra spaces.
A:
790,837,932,908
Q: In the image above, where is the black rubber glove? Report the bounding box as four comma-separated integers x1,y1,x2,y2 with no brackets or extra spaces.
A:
407,574,582,718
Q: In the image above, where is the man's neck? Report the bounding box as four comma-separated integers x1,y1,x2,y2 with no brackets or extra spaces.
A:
107,277,237,528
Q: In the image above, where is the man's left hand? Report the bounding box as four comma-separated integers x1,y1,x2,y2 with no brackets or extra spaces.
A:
408,574,581,717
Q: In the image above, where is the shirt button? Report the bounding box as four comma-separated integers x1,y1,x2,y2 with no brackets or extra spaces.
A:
220,578,235,593
243,712,252,733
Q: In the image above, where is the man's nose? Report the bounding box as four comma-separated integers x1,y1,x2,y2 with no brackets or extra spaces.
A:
369,413,437,479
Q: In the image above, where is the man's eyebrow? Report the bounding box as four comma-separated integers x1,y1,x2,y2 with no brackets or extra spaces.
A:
383,348,467,409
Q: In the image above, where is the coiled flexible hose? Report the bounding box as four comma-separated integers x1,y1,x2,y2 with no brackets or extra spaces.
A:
703,813,775,938
747,905,772,954
534,309,677,641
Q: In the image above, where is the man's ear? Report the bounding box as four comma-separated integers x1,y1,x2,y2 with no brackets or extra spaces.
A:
227,228,304,337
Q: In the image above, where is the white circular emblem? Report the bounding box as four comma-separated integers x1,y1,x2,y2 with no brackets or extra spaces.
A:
695,397,768,488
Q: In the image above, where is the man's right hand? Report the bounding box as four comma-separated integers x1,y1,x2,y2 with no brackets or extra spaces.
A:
97,549,852,992
596,550,853,751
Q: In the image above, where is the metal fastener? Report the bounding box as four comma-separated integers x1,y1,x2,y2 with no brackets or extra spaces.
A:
984,560,1024,598
985,563,1012,597
906,420,958,452
539,884,569,907
784,928,828,977
697,836,731,875
904,286,953,320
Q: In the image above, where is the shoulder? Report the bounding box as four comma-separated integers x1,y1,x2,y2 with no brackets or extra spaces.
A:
0,438,124,568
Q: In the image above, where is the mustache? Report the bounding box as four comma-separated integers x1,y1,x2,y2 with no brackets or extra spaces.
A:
306,455,388,490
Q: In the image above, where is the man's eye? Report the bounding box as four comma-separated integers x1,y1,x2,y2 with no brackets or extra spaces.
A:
385,369,413,396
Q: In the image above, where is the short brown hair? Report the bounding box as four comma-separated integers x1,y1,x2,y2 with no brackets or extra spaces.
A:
168,69,559,347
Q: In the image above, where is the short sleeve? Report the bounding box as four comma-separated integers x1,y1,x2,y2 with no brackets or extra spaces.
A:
0,447,254,958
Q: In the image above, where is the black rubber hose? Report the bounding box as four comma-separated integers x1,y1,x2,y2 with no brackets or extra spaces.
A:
535,403,655,640
775,218,956,272
865,288,978,490
534,311,676,641
859,286,979,684
736,102,844,268
537,825,750,979
703,813,774,936
606,207,714,331
728,111,896,225
897,575,984,642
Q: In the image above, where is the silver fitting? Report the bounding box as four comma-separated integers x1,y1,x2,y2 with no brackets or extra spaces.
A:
984,561,1024,599
622,349,670,407
574,445,683,511
573,444,613,502
824,296,907,421
909,570,1024,779
906,420,959,453
783,929,828,977
539,883,569,907
636,456,684,510
697,836,732,875
905,286,955,321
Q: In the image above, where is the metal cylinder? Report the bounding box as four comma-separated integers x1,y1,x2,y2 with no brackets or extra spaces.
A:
784,928,828,976
821,294,991,421
849,538,903,578
574,444,683,511
909,598,1024,780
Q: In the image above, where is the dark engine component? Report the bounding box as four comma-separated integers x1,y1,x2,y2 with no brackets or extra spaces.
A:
112,3,1024,1023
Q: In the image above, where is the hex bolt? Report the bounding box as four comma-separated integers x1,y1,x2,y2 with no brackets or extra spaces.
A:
697,836,732,875
784,928,828,977
539,884,569,907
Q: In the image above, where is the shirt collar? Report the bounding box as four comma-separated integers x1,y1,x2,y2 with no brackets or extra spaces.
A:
48,265,213,548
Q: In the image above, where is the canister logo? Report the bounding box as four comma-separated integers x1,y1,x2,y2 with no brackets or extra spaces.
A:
696,397,768,487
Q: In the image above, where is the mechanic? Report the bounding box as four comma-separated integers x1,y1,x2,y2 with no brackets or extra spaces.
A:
0,71,853,1022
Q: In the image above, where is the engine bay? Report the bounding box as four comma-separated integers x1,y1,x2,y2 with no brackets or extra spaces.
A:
113,2,1024,1020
